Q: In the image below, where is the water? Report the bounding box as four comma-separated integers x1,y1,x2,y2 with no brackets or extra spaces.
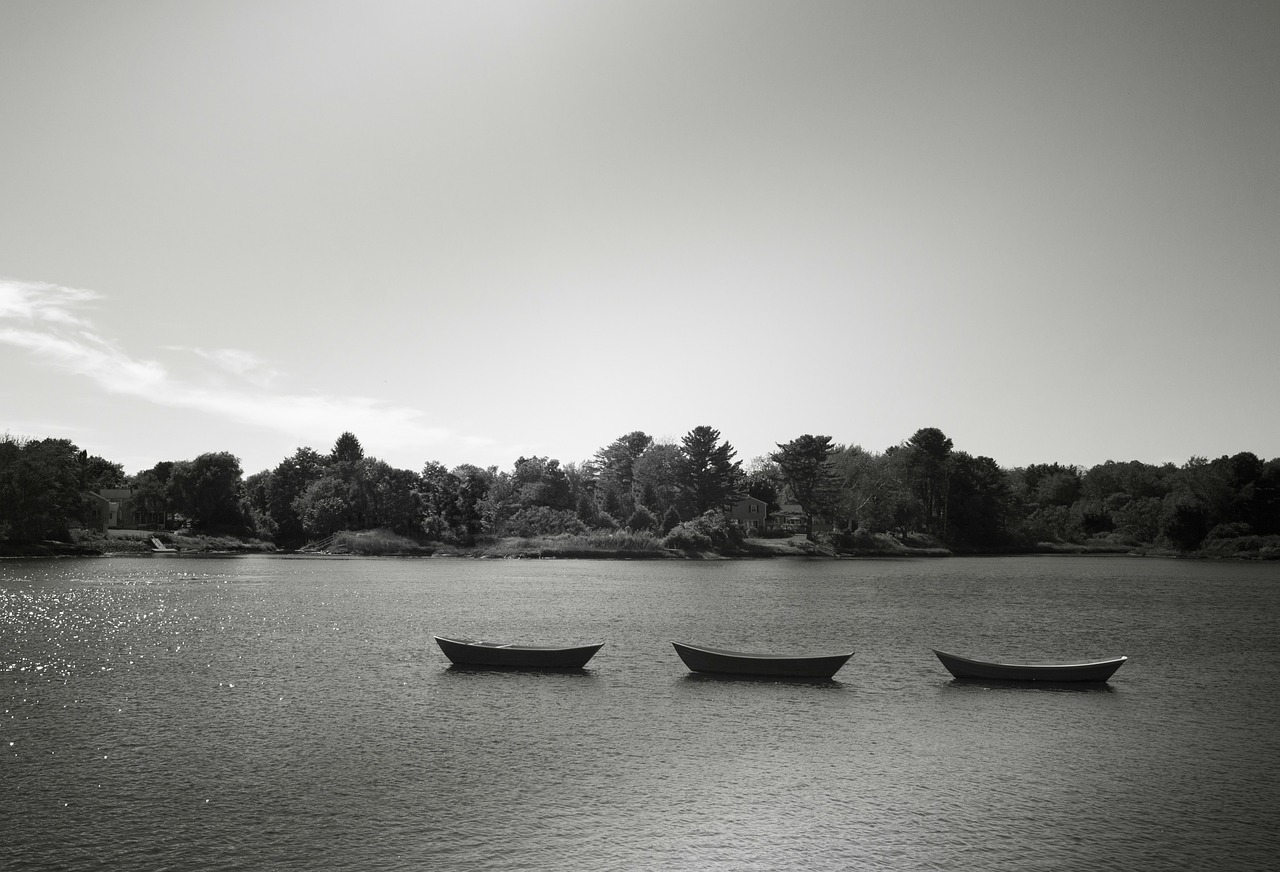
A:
3,555,1278,870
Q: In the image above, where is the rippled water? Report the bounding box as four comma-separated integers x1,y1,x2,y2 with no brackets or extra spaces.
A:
3,555,1278,870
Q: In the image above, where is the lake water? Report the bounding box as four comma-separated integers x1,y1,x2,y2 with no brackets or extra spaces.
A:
3,554,1278,871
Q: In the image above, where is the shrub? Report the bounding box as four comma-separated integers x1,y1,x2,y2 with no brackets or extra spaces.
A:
1206,522,1253,540
626,506,658,531
1199,534,1280,560
506,507,586,538
661,506,681,534
830,528,877,553
661,510,744,553
663,526,713,552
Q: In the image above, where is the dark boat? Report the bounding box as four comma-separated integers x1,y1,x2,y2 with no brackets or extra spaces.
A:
671,641,853,679
434,635,603,669
932,649,1128,682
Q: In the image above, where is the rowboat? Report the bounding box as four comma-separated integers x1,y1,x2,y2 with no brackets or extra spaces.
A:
932,649,1127,682
671,641,853,679
434,635,603,669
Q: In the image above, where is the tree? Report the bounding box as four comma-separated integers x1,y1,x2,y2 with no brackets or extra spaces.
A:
626,505,658,532
331,432,364,464
771,435,839,536
594,431,653,519
631,442,682,518
1031,470,1082,508
511,456,573,511
829,445,913,534
676,426,743,517
419,462,494,543
293,475,352,539
242,469,276,538
945,453,1011,548
742,456,784,513
168,452,246,532
1257,459,1280,535
452,464,492,541
420,462,460,540
0,436,83,540
78,452,126,492
1112,496,1163,543
1082,460,1174,503
363,460,422,535
1163,497,1210,551
266,448,327,545
478,469,520,536
903,428,954,537
1020,463,1082,505
130,470,172,530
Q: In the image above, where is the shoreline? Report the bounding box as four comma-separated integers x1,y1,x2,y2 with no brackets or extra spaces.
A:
5,533,1276,561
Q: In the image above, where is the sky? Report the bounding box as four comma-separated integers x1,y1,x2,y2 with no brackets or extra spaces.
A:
2,0,1277,478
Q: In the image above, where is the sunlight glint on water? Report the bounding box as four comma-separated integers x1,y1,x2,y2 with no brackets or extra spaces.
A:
3,555,1278,871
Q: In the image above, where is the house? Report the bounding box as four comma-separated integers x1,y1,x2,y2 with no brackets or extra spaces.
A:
769,503,808,533
728,495,768,532
87,488,167,533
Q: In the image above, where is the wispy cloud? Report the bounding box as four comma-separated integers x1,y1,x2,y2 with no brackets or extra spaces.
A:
0,279,100,325
166,345,283,388
0,278,458,453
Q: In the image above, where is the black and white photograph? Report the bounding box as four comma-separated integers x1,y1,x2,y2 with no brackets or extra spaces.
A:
3,2,1278,869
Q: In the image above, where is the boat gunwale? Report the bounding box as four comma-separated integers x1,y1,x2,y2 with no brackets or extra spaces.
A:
434,635,604,654
671,640,855,662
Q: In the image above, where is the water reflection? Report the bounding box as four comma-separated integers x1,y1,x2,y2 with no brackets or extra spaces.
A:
677,672,847,688
442,663,601,677
943,677,1117,693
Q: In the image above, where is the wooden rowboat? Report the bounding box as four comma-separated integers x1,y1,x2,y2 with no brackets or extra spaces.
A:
434,635,603,669
671,641,853,679
933,649,1127,682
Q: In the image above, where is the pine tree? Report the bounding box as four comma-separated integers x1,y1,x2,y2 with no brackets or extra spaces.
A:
676,426,743,517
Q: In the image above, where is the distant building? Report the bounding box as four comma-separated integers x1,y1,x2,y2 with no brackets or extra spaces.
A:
769,503,807,533
86,488,167,533
728,496,768,532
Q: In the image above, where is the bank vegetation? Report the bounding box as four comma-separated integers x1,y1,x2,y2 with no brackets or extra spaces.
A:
3,426,1278,561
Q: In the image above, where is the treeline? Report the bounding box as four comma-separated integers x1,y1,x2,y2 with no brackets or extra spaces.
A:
773,429,1280,555
3,426,1279,556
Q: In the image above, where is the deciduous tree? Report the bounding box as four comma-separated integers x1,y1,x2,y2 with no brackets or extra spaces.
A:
168,452,246,532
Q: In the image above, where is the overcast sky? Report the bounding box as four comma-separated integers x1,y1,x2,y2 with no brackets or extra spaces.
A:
2,0,1277,477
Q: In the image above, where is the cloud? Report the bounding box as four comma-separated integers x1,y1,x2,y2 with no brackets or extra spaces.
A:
0,278,457,453
166,345,283,388
0,279,100,325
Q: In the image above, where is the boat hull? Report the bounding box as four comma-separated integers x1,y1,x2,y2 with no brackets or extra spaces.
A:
933,649,1127,682
434,636,603,669
672,641,853,679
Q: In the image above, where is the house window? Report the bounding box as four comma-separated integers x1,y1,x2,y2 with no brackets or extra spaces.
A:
749,505,758,513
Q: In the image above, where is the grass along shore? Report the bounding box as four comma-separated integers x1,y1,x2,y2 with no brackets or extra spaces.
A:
10,526,1277,561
